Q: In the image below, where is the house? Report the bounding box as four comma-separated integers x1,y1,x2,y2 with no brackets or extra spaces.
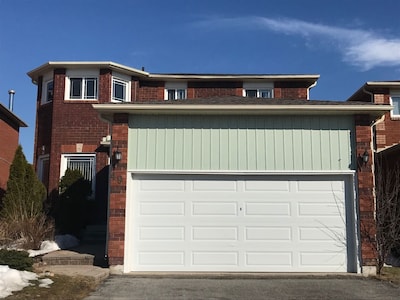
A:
28,61,391,274
0,101,27,198
347,81,400,163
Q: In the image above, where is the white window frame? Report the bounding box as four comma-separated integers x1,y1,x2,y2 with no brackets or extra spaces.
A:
37,154,49,184
243,82,274,99
111,73,131,102
164,82,187,100
60,153,96,198
390,90,400,119
64,69,99,101
41,72,54,105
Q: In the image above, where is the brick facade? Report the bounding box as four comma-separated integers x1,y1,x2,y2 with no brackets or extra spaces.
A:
354,115,376,266
107,113,128,265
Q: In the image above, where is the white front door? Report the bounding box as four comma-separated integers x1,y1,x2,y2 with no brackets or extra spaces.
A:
125,174,353,272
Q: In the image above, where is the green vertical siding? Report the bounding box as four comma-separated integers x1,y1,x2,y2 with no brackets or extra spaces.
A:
128,114,354,171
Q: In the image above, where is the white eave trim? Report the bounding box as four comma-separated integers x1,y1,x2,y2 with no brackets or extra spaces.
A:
149,74,320,81
366,81,400,87
93,103,392,122
27,61,149,83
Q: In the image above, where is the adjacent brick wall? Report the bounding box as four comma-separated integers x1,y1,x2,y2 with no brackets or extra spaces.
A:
355,115,376,267
33,68,111,224
0,117,19,194
108,113,128,266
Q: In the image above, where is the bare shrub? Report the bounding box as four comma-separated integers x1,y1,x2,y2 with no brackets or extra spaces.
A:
0,215,54,250
374,155,400,274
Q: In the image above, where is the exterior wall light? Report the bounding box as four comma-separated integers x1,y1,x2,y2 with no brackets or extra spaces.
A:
113,148,122,166
362,150,369,164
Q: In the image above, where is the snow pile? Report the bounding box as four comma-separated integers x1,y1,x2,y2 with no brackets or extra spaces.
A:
38,278,53,288
28,241,60,257
0,265,52,298
28,234,80,257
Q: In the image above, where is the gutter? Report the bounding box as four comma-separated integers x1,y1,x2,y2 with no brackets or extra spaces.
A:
93,103,392,122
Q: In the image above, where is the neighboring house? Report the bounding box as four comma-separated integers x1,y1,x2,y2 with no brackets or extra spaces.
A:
0,102,27,198
347,81,400,162
29,61,390,274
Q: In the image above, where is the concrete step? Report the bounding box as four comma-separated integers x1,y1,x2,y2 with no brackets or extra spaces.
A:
41,250,94,266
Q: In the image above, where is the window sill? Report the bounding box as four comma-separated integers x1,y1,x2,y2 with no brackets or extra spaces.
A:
64,99,99,103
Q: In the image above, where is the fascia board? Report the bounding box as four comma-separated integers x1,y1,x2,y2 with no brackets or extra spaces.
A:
93,103,391,122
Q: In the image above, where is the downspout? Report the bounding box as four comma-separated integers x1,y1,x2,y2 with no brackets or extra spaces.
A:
104,122,113,266
307,81,317,100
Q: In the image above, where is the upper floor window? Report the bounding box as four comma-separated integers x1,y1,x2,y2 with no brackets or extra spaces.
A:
243,83,273,99
45,80,54,102
390,94,400,117
41,72,54,105
65,69,99,101
112,73,131,102
112,78,128,102
69,77,98,100
165,82,187,100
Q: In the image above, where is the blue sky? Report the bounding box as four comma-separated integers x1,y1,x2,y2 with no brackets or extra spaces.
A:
1,0,400,162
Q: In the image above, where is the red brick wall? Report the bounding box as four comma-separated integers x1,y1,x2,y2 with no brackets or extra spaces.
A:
35,69,111,206
0,117,19,192
108,113,128,266
355,115,376,267
137,81,164,101
274,81,309,99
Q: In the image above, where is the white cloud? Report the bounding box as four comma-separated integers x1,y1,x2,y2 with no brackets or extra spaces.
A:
195,16,400,70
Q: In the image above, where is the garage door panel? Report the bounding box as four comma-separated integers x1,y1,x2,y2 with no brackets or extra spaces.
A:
139,179,185,191
129,174,351,272
246,252,292,266
245,202,291,216
140,202,185,215
299,227,345,241
244,180,290,192
139,227,185,240
192,202,238,215
192,227,238,240
138,252,185,266
192,252,239,266
245,227,292,240
192,180,237,191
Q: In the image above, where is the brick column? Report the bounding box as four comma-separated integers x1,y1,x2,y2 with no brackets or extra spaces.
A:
108,113,129,266
355,115,376,268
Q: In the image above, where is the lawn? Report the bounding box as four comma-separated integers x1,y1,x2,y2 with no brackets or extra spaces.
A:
5,267,400,299
379,266,400,285
7,274,98,300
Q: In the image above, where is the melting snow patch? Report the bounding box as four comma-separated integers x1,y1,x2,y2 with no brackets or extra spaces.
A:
0,265,37,298
38,278,53,288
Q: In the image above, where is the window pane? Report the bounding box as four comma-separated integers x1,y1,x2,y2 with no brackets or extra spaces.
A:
168,89,176,100
85,78,97,99
176,89,186,99
113,80,126,101
70,78,82,99
260,89,272,98
246,89,257,98
46,81,54,102
392,97,400,115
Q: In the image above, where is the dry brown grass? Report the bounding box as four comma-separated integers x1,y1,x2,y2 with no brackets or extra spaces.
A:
378,266,400,285
0,215,54,250
7,274,98,300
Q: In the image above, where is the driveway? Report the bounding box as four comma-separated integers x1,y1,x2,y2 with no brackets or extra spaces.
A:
84,275,400,300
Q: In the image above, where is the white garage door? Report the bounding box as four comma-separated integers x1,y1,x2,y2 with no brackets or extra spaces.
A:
126,174,352,272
